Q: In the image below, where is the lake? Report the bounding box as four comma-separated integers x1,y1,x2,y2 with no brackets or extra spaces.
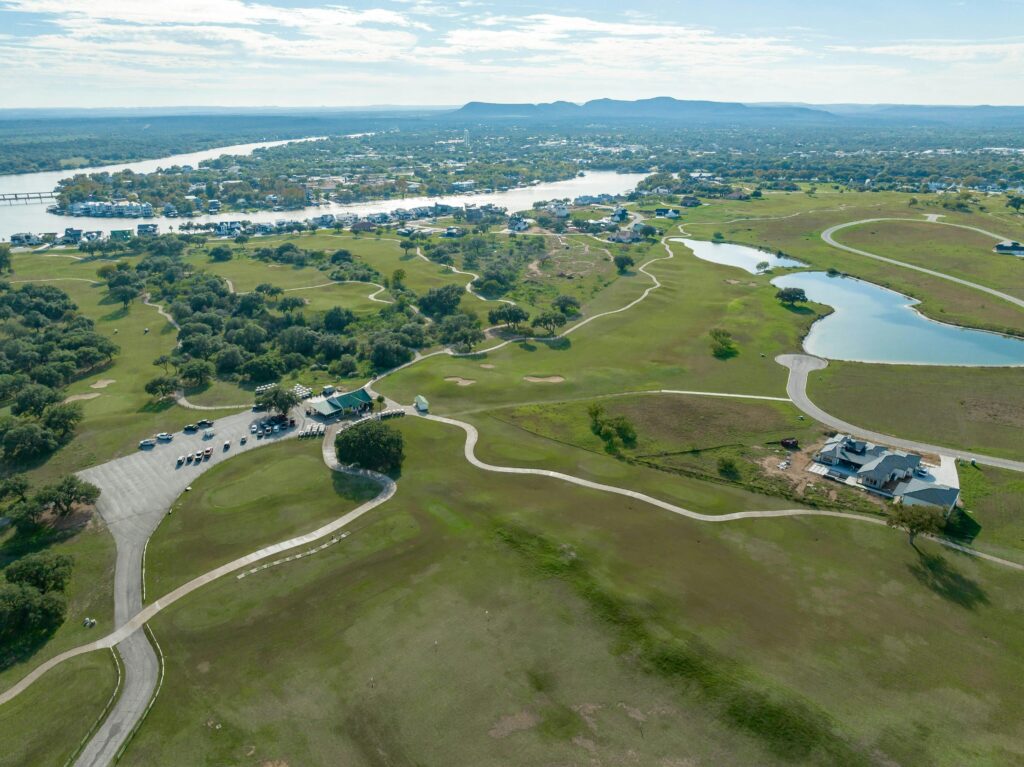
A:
672,238,805,273
0,139,646,238
772,271,1024,367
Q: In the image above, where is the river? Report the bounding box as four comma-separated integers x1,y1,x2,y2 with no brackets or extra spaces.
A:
0,140,645,239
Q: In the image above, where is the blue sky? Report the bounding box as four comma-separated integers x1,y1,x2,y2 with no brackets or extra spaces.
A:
0,0,1022,108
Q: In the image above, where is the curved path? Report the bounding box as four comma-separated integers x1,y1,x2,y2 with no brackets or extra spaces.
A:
777,353,1024,473
821,217,1024,310
413,245,517,306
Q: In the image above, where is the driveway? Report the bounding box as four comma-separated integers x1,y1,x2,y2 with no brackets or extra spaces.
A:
776,353,1024,473
74,408,309,767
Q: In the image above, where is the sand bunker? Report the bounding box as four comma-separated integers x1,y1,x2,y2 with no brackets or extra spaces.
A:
479,363,496,370
523,375,565,383
90,379,116,389
444,376,476,386
64,393,100,403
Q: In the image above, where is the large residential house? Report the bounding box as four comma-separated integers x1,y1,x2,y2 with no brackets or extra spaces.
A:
994,240,1024,255
814,434,960,511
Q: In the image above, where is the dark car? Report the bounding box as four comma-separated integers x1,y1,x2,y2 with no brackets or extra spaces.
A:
197,419,214,428
183,424,198,433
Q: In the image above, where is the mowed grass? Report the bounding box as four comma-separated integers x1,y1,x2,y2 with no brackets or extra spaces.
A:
0,515,116,691
144,439,380,597
685,198,1024,336
8,254,202,481
807,361,1024,462
379,238,826,411
0,650,118,767
835,219,1024,300
957,464,1024,560
121,417,1024,766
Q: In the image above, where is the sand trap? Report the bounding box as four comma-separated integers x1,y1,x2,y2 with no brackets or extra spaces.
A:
479,363,495,369
64,393,100,403
90,379,116,389
524,375,565,383
444,376,477,386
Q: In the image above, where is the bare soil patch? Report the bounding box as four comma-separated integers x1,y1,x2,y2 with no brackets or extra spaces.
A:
488,710,540,739
90,379,116,389
444,376,477,386
524,375,565,383
479,363,496,370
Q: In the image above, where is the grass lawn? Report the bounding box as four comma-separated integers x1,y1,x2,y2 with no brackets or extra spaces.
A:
8,254,201,481
0,650,119,767
957,464,1024,560
0,514,116,691
807,361,1024,462
378,238,826,412
144,439,380,597
835,219,1024,301
120,416,1024,766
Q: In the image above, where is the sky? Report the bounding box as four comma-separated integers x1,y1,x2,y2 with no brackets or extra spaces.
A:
0,0,1022,108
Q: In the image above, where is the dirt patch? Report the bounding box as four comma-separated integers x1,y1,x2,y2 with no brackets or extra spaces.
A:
444,376,476,386
527,259,543,277
489,710,540,739
90,379,116,389
64,392,100,403
479,363,496,369
197,661,211,674
524,375,565,383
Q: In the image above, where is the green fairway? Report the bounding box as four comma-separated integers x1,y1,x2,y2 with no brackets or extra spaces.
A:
0,650,118,767
958,464,1024,560
144,439,381,597
807,361,1024,462
121,417,1024,766
835,219,1024,301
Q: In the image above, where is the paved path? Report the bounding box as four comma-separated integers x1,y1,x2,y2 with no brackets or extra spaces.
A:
776,353,1024,473
68,410,310,766
821,217,1024,310
423,412,1024,570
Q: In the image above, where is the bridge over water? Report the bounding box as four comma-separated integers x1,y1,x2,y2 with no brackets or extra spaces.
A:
0,191,57,205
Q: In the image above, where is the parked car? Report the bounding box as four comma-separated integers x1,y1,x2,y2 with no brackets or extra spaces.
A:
185,454,194,464
223,440,231,450
288,418,296,427
240,436,248,445
203,429,215,439
156,432,173,441
176,455,185,466
183,424,198,433
197,419,214,428
203,447,213,459
273,424,280,433
250,424,258,434
138,439,156,449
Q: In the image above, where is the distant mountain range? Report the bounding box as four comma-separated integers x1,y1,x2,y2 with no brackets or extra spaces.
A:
446,97,1024,126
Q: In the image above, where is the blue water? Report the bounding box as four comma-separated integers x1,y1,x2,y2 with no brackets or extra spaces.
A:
772,272,1024,366
672,238,805,273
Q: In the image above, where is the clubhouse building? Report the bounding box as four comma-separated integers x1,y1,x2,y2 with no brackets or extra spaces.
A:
307,388,374,419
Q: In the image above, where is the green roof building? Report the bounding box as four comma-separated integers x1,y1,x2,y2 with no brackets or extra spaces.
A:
309,388,374,419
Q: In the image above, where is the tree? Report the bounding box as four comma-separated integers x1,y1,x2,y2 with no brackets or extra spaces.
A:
488,304,529,331
110,284,139,309
0,582,67,642
3,422,58,461
775,287,808,306
418,284,464,318
531,310,567,336
335,420,404,473
717,456,742,481
4,552,74,593
323,306,356,333
277,296,306,313
1007,195,1024,213
437,313,484,350
400,240,415,257
552,294,581,315
375,394,385,411
179,359,214,387
34,475,101,517
709,328,738,359
613,254,635,274
209,245,233,262
755,260,770,273
144,375,180,399
0,242,11,273
887,505,945,548
153,354,172,373
41,402,84,441
12,384,62,418
0,474,29,502
256,386,301,415
391,268,406,289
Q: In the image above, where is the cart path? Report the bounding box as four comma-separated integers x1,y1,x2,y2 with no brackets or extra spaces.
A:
777,353,1024,473
414,245,517,306
821,217,1024,309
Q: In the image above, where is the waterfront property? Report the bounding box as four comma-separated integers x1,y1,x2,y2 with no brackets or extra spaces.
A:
811,433,960,511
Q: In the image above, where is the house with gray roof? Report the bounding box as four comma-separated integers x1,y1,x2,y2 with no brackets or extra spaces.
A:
814,434,959,511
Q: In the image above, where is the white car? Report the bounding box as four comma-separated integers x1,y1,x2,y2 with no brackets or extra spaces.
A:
138,439,156,449
250,424,258,434
156,432,173,441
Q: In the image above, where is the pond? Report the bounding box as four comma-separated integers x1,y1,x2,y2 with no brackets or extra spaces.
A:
672,238,805,274
771,271,1024,366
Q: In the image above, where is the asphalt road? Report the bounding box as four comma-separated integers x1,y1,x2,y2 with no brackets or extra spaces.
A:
820,218,1024,310
776,353,1024,473
74,409,308,767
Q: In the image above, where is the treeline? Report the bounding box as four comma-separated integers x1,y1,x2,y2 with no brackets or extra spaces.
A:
0,283,118,465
